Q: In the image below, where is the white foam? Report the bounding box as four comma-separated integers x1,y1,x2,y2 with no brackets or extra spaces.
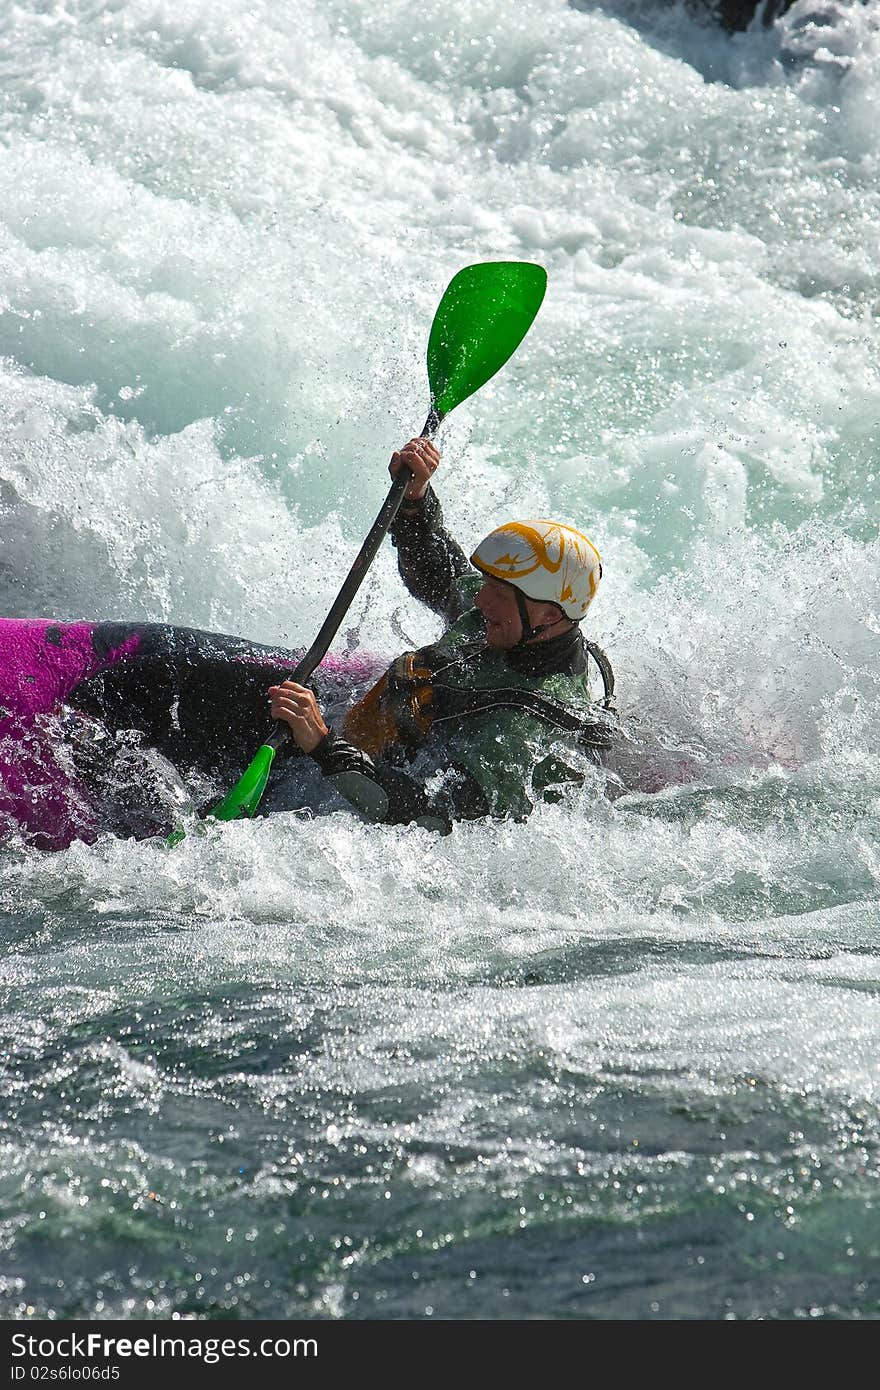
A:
0,0,878,1112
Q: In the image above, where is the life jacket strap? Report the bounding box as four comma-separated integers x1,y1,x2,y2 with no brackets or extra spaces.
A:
427,683,617,749
582,639,615,709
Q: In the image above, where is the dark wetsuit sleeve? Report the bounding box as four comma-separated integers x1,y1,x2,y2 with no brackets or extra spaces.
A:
310,727,489,832
388,487,472,622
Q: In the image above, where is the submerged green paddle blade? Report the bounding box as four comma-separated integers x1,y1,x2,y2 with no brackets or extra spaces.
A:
427,262,547,419
208,744,277,823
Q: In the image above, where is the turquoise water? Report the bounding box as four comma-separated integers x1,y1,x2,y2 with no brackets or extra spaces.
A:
1,0,879,1319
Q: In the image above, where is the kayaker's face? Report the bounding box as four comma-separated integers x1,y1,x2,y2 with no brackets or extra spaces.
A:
475,576,525,648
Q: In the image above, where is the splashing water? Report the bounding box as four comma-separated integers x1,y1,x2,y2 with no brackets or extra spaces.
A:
0,0,878,1319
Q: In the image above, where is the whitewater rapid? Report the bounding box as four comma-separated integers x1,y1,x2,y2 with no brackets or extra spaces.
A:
1,0,878,1319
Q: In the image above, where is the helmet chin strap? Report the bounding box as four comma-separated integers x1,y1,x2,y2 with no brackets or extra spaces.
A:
512,587,571,647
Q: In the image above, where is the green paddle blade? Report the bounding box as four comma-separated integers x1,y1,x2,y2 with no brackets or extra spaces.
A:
427,261,547,419
207,744,277,823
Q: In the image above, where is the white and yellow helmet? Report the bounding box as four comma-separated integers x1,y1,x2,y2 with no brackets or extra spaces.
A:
471,519,602,620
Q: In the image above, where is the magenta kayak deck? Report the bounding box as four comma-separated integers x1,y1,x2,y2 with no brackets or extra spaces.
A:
0,618,383,849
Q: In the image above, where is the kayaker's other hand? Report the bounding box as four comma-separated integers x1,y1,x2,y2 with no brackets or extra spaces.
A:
268,681,329,754
389,437,440,501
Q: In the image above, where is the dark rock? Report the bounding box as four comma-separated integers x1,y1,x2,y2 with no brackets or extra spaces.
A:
715,0,795,32
570,2,798,37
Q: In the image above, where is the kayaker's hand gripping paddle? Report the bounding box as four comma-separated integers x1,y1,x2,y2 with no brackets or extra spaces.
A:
169,260,547,841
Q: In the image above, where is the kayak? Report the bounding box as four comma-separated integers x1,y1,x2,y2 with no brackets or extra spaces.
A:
0,618,384,849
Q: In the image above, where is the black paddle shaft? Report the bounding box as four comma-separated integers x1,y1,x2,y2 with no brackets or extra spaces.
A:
265,409,442,752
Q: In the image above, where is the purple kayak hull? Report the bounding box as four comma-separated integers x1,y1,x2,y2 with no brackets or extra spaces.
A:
0,618,383,850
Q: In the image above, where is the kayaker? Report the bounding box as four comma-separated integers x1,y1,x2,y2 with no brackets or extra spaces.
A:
268,438,616,831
